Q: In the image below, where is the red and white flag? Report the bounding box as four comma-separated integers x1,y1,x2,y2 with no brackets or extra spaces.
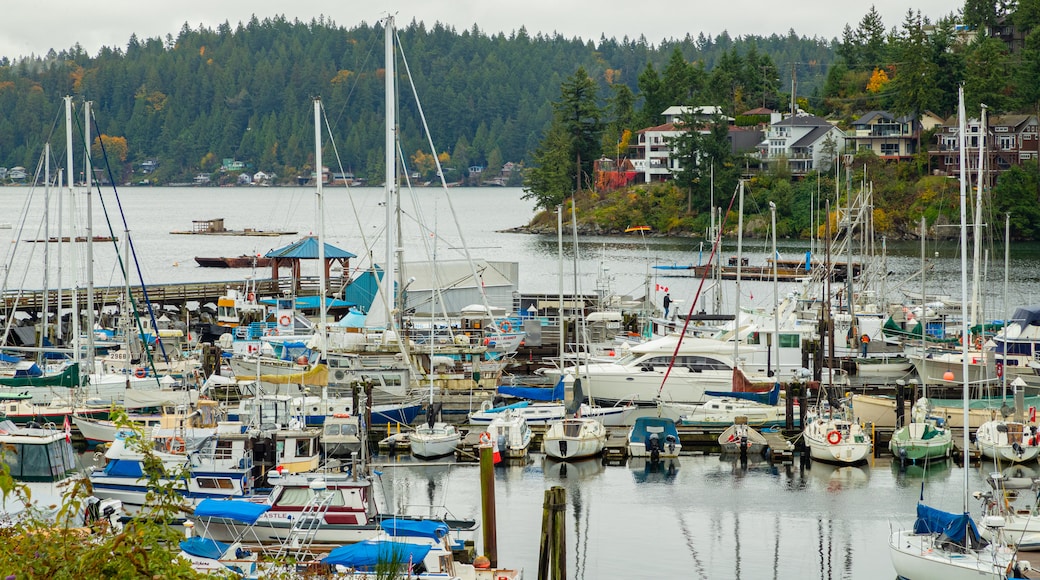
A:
63,415,72,443
655,284,669,293
492,437,502,464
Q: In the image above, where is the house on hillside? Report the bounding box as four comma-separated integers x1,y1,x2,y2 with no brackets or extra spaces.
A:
929,113,1039,182
628,106,762,183
846,111,944,160
758,115,846,174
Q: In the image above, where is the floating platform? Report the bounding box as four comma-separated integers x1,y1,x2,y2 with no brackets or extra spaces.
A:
170,218,295,237
194,255,272,268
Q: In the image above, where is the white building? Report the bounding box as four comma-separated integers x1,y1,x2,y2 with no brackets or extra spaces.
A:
759,115,846,174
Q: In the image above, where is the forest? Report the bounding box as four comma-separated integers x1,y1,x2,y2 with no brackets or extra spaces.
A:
521,1,1040,240
0,15,832,185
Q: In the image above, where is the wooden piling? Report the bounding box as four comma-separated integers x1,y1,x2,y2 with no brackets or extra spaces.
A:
538,485,567,580
480,443,498,567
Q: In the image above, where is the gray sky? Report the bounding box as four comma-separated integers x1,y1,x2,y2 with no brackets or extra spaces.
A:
2,1,960,60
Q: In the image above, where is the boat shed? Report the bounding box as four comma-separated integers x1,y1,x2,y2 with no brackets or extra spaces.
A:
265,236,357,293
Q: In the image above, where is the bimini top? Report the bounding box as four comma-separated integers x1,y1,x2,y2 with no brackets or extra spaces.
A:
323,540,431,569
193,498,272,525
380,518,450,540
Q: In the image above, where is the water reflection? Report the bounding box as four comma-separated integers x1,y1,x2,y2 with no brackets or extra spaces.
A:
889,456,953,484
806,461,870,491
542,457,605,482
629,457,680,483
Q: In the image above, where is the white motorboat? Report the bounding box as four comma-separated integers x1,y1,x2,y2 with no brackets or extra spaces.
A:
409,422,461,459
675,381,793,427
802,410,872,465
975,419,1040,463
718,419,768,456
564,333,774,406
484,409,532,459
542,417,607,461
627,416,681,459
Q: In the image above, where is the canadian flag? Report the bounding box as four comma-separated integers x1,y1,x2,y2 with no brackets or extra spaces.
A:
655,283,669,293
63,415,72,443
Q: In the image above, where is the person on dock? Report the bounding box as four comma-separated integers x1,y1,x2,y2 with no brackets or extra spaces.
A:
860,333,870,357
663,293,672,318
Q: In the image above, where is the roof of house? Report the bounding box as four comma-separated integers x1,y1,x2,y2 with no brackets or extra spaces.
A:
742,107,774,115
852,111,893,126
790,125,837,149
773,114,832,128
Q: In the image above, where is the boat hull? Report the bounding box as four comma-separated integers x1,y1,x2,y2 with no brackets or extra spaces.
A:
890,530,1017,580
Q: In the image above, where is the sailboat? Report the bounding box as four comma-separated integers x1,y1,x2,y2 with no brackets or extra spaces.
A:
888,396,954,464
889,87,1032,580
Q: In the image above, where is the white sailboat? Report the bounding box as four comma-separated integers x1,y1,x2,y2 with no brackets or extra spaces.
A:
889,87,1031,580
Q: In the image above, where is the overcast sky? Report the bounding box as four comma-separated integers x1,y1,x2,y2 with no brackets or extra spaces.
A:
2,1,961,60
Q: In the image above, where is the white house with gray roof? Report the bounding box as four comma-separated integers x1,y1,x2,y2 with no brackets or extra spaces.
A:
759,115,846,174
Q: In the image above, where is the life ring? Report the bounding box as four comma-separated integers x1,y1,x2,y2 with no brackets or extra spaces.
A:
827,430,842,445
479,432,492,445
265,328,279,336
134,367,147,379
975,336,983,350
279,314,291,327
499,321,512,333
166,436,186,453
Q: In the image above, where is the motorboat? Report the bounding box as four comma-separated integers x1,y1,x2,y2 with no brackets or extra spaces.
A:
718,419,768,456
975,419,1040,464
627,416,681,459
409,422,461,460
563,333,774,406
484,408,532,460
468,399,635,427
676,381,793,427
888,397,953,464
541,417,607,461
321,413,362,459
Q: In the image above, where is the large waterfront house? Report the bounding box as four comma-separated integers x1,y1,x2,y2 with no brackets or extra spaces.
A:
929,113,1039,182
846,111,944,160
758,114,846,175
628,106,762,183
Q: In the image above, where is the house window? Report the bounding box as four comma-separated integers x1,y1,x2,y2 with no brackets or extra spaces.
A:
880,143,900,155
999,135,1015,150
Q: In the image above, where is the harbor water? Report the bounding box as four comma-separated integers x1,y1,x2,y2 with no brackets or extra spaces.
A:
8,185,1040,577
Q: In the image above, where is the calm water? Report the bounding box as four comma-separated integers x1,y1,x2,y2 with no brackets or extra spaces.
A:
10,185,1040,577
370,452,1001,579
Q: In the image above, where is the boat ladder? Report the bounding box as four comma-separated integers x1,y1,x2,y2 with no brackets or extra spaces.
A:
275,489,336,559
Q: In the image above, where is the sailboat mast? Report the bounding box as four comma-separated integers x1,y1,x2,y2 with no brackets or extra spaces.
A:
64,95,81,377
40,145,51,364
958,86,970,511
384,16,397,324
314,98,327,362
1002,213,1010,400
733,180,744,372
84,100,96,370
971,104,987,332
557,205,564,363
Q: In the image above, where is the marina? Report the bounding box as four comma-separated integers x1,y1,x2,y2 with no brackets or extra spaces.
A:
5,181,1040,578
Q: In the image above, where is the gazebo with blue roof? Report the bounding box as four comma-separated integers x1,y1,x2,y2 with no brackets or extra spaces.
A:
265,236,357,293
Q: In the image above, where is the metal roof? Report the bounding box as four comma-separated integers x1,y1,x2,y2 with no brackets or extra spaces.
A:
265,236,357,260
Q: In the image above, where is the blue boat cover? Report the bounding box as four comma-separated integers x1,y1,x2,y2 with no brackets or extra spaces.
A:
913,503,986,549
259,296,356,310
193,499,272,525
323,540,431,568
629,417,679,444
706,381,781,406
0,353,20,364
380,519,449,540
497,381,563,401
481,401,530,414
180,537,230,560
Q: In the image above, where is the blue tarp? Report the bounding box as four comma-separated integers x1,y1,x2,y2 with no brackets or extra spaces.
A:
342,268,384,315
104,459,144,478
628,417,679,445
0,353,21,364
259,296,357,310
497,381,564,401
193,498,272,525
705,382,780,406
481,401,530,414
323,540,431,568
380,519,449,540
913,503,985,549
180,537,230,560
